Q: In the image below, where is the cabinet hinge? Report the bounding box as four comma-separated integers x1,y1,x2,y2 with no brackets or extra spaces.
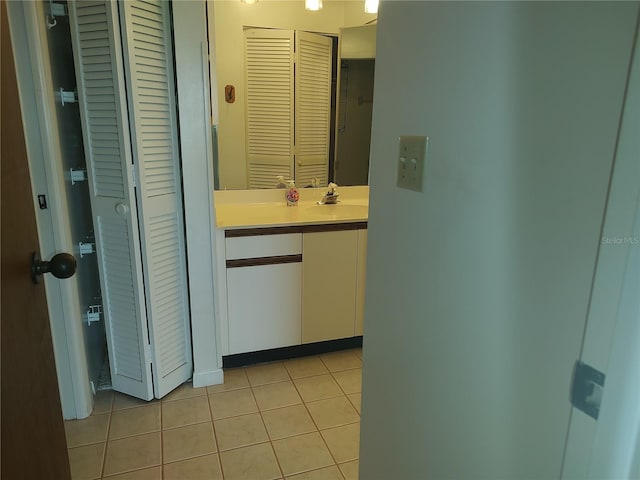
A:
144,343,153,364
78,241,95,258
128,165,137,189
56,88,77,106
70,168,87,185
570,360,605,420
85,304,103,326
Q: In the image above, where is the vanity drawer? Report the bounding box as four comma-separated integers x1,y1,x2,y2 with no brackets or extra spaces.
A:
225,232,302,260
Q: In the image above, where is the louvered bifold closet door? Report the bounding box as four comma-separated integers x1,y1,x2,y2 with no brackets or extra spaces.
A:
295,31,332,187
119,0,192,398
69,1,153,400
244,29,295,188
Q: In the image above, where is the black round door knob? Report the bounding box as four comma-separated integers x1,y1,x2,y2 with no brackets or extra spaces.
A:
31,252,77,284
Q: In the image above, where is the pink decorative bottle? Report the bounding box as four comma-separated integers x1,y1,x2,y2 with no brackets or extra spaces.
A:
285,180,299,206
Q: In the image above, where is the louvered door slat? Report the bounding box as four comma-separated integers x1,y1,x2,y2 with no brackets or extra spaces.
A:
244,28,295,188
69,0,153,400
120,0,192,398
295,31,332,187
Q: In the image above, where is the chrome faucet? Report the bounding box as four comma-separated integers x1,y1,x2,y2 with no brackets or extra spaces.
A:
319,182,339,204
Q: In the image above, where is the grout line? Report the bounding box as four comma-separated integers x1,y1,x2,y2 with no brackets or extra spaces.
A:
249,368,287,479
99,409,112,479
208,386,225,479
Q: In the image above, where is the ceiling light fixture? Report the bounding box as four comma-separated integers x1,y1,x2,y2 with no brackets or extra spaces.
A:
364,0,378,14
241,0,259,4
305,0,323,11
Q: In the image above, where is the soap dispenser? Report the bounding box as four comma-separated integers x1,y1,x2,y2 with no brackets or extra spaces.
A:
285,180,299,206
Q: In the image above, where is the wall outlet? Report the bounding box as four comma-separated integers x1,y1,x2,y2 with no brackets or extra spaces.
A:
397,136,428,192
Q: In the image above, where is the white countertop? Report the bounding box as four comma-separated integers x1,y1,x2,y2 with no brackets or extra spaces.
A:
214,186,369,229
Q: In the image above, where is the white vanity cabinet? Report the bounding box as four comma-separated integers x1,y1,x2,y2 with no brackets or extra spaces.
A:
302,224,368,342
302,228,358,343
225,230,303,354
220,222,367,356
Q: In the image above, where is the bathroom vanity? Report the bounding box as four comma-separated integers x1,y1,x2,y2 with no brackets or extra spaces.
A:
214,187,368,364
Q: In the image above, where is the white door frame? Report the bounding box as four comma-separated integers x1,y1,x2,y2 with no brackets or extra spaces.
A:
561,14,640,478
7,1,93,419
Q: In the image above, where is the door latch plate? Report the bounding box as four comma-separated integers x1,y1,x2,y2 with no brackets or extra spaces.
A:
571,360,605,420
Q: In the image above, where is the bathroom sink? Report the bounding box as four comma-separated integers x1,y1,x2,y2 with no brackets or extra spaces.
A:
303,203,369,218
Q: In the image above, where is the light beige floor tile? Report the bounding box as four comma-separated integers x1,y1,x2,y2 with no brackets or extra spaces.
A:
112,393,157,411
272,432,334,477
286,465,343,480
214,412,269,451
109,404,160,440
93,390,114,414
245,362,290,386
347,393,361,414
332,368,362,395
207,368,249,394
163,422,217,463
65,413,110,448
320,351,361,372
103,432,161,477
352,348,363,359
261,405,317,440
208,388,258,420
253,380,302,411
164,454,223,480
284,357,329,379
67,443,104,480
162,395,211,429
293,374,343,403
219,442,281,480
338,460,359,480
321,423,360,463
102,466,162,479
162,381,207,403
306,396,359,430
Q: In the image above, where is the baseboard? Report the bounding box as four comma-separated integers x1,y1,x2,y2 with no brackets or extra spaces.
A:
192,368,224,388
223,336,363,369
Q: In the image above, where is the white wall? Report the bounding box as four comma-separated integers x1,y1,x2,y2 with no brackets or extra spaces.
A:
360,2,639,478
210,0,376,189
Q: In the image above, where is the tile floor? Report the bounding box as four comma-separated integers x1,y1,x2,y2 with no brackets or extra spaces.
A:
65,349,362,480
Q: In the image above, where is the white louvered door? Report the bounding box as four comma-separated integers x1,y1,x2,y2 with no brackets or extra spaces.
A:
69,0,191,400
295,31,332,187
244,29,295,188
69,0,153,400
119,0,192,398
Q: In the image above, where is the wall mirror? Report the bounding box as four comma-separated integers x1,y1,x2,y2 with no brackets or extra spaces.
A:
208,1,377,190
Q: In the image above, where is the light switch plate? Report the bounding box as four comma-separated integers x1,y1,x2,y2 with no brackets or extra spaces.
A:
397,136,427,192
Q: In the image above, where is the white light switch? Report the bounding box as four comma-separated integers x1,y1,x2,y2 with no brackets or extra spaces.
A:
397,136,427,192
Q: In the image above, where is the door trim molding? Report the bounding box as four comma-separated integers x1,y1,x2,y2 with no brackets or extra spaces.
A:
6,1,92,419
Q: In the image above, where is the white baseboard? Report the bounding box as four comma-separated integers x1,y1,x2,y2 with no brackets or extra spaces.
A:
193,368,224,388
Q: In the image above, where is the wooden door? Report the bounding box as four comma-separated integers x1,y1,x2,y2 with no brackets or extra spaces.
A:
0,3,71,478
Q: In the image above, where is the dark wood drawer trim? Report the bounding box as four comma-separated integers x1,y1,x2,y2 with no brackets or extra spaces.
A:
302,222,368,233
226,254,302,268
225,226,303,238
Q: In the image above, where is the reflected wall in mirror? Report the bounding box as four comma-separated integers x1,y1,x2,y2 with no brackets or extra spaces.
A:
208,1,376,190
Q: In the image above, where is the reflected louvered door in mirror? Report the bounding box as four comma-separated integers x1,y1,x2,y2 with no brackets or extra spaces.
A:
244,28,295,188
69,0,154,400
295,31,332,187
119,0,192,399
69,0,191,400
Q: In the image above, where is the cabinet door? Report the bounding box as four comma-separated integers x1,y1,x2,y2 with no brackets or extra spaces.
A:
227,263,302,355
302,230,358,343
355,229,368,336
